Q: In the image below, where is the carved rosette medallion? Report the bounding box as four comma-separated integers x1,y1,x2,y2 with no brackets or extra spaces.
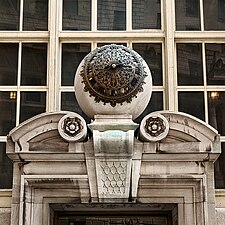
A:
140,113,169,142
80,44,147,107
63,117,83,137
58,113,87,142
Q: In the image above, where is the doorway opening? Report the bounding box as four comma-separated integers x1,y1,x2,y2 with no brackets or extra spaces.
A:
52,203,178,225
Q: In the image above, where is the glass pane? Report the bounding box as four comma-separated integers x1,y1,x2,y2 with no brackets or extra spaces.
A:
175,0,200,30
97,43,127,47
204,0,225,30
0,0,20,30
178,92,205,121
0,92,16,135
62,43,91,86
208,92,225,135
63,0,91,31
0,43,18,85
133,43,162,86
205,43,225,85
215,143,225,188
97,0,126,31
21,43,47,86
20,92,46,123
0,143,13,189
132,0,161,29
177,43,203,85
61,92,90,123
134,92,163,123
23,0,48,31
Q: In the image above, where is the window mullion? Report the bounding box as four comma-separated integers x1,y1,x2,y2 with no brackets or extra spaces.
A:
202,42,209,123
16,42,22,126
19,0,24,31
92,0,97,31
164,0,176,111
48,0,59,111
200,0,204,31
127,0,132,31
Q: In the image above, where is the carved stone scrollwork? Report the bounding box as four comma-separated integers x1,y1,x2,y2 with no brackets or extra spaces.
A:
58,112,87,142
80,44,147,107
140,112,169,142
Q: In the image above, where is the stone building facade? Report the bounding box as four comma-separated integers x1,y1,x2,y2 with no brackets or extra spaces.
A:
1,0,225,225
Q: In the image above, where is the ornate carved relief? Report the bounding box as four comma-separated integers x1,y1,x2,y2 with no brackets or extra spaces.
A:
80,44,147,107
140,113,169,142
63,117,83,137
100,161,127,195
58,113,87,142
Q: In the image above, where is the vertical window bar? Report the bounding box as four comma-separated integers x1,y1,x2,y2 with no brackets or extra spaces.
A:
16,42,22,126
92,42,97,51
58,0,63,31
19,0,24,31
48,0,59,111
200,0,204,31
161,0,164,31
164,0,176,111
174,43,178,112
161,39,166,109
127,0,132,31
57,42,63,111
202,42,209,123
92,0,97,31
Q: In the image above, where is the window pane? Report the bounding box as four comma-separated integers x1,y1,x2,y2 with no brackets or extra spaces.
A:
178,92,205,121
97,0,126,31
132,0,161,29
175,0,200,30
208,92,225,136
133,43,162,86
205,43,225,85
21,43,47,86
177,43,203,86
0,0,20,30
0,43,18,85
20,92,46,123
204,0,225,30
61,92,90,123
0,92,16,135
134,92,163,123
62,43,91,86
63,0,91,31
0,143,13,189
97,43,127,47
215,143,225,188
23,0,48,31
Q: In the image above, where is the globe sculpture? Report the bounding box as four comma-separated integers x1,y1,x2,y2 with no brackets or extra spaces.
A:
74,44,152,119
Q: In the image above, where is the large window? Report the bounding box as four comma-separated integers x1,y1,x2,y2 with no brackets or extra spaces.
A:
0,0,225,190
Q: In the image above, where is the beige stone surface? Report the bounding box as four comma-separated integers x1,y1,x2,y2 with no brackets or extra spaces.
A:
0,208,11,225
216,208,225,225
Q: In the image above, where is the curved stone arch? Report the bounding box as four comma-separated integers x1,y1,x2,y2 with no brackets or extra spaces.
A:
139,111,220,153
160,111,218,143
7,111,86,153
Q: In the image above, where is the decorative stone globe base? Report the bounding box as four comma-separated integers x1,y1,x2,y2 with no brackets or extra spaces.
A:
87,114,141,202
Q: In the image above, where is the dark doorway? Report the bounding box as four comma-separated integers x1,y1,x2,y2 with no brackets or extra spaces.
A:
52,204,177,225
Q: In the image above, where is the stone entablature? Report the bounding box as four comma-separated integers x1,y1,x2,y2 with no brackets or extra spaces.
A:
6,110,221,225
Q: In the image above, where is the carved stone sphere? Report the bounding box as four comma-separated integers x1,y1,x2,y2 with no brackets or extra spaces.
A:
74,44,152,119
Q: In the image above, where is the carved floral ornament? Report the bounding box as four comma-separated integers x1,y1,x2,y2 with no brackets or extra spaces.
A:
80,44,147,107
140,113,169,142
58,113,87,142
